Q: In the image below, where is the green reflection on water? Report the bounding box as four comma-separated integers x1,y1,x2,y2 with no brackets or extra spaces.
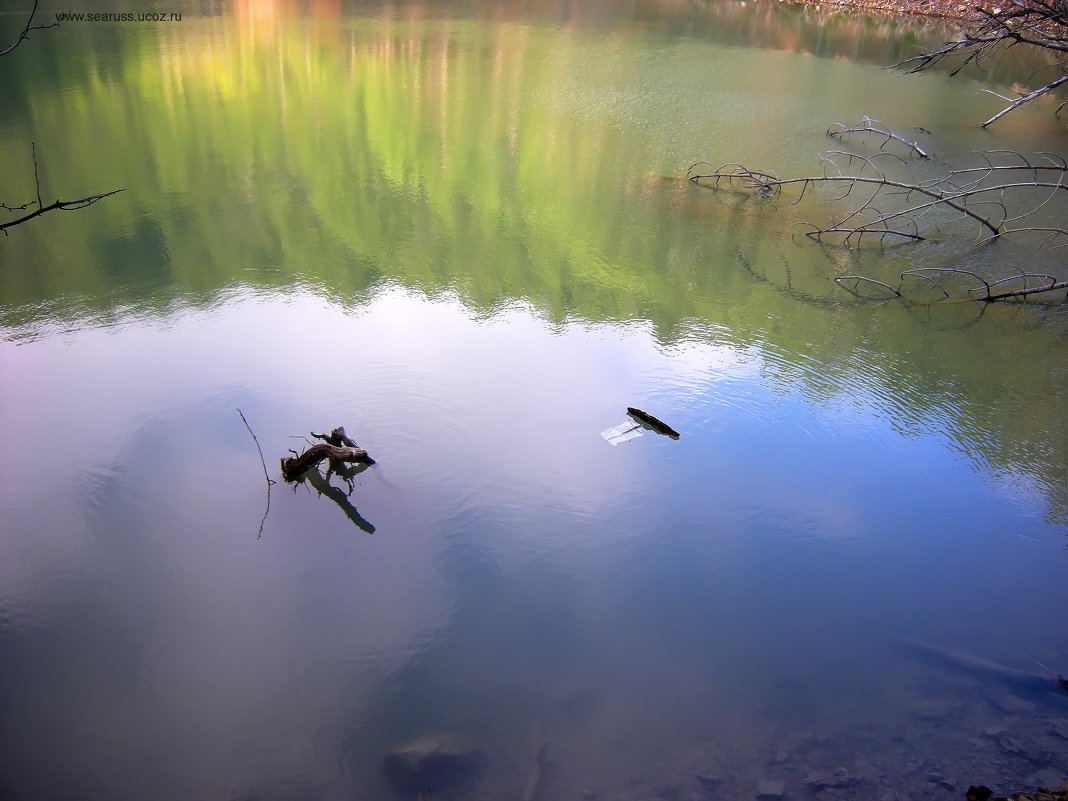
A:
0,0,1066,523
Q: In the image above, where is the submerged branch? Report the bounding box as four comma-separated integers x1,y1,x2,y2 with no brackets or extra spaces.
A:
839,268,1068,304
833,275,903,296
688,164,1004,239
686,139,1067,249
827,117,930,159
978,74,1068,128
687,125,1066,305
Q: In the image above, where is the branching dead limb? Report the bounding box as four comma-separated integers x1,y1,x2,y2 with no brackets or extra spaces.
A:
1,144,123,234
281,427,374,482
0,0,58,58
689,121,1066,304
978,74,1068,127
834,268,1068,302
834,275,903,296
281,443,373,482
687,142,1068,247
280,425,377,532
893,0,1068,127
827,117,930,159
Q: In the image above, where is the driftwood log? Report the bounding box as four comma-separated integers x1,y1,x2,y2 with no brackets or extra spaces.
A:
897,638,1068,695
521,738,549,801
627,407,681,439
281,426,375,482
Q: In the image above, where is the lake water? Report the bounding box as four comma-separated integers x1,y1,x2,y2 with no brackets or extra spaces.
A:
1,1,1067,800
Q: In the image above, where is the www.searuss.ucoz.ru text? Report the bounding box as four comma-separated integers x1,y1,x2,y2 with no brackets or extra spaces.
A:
54,11,183,22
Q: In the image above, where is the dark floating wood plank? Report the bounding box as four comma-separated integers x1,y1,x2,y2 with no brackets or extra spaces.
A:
626,407,680,439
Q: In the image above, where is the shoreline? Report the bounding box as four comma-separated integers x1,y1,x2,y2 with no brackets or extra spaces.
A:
775,0,985,21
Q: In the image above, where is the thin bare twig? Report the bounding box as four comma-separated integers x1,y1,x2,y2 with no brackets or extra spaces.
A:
0,189,124,234
31,143,42,209
893,0,1068,127
237,408,275,539
828,117,930,159
0,0,58,58
833,275,903,295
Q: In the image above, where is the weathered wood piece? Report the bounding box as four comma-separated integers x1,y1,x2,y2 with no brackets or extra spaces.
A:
627,407,681,439
281,443,372,482
521,739,549,801
898,638,1068,695
383,732,482,792
310,425,366,452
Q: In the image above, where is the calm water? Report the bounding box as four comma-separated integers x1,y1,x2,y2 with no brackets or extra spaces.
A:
2,2,1067,800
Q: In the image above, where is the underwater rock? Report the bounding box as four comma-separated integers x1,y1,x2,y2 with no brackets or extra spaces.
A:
1048,719,1068,741
1026,769,1067,789
910,699,953,720
987,692,1038,715
756,777,785,798
383,732,482,791
695,771,722,787
803,768,859,789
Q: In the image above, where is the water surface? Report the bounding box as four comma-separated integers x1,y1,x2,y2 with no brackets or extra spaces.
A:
1,2,1067,800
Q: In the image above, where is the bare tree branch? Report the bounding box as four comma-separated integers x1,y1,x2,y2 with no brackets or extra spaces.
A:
0,0,59,58
1,144,124,234
833,275,903,295
237,408,275,539
0,189,125,233
978,73,1068,127
688,122,1067,305
827,117,930,159
894,0,1068,126
687,144,1068,247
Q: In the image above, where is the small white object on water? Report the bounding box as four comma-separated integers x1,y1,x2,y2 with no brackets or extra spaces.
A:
601,421,644,445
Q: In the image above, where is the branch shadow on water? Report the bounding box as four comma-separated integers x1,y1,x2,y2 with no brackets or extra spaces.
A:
297,462,377,535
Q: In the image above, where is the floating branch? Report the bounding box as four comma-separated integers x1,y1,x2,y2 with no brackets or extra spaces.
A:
276,425,378,531
281,425,374,482
687,142,1068,248
281,443,374,482
827,117,930,159
310,425,367,452
627,407,681,439
688,125,1066,304
688,162,1004,243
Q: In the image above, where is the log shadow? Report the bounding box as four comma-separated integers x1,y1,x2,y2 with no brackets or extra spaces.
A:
296,462,377,535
